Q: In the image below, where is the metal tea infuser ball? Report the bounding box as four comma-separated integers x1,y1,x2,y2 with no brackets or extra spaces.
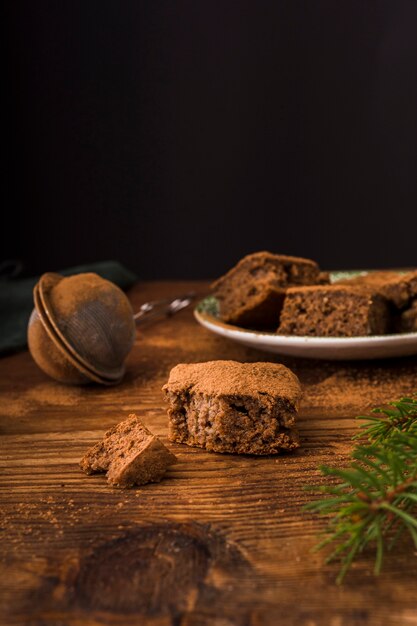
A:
28,272,136,385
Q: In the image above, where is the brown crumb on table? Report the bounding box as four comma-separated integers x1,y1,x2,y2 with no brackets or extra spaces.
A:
162,360,302,455
277,284,390,337
212,251,323,329
80,414,177,488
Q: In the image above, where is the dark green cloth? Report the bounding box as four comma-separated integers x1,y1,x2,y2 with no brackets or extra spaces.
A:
0,261,138,355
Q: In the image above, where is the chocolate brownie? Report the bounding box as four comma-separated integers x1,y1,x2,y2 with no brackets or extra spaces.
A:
277,285,390,337
379,271,417,309
162,360,302,455
212,251,322,328
318,271,331,285
395,300,417,333
340,270,417,309
80,414,177,487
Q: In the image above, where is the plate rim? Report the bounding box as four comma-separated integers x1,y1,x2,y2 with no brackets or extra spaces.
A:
194,307,417,345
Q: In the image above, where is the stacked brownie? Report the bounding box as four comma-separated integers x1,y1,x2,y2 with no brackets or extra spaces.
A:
339,270,417,308
212,252,417,336
212,252,325,329
339,270,417,333
398,301,417,332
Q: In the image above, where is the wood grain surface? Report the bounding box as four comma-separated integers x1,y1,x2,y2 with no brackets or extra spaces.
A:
1,281,416,626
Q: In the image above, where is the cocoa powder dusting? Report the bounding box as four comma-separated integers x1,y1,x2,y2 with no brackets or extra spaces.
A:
303,365,415,414
3,383,84,417
0,496,133,554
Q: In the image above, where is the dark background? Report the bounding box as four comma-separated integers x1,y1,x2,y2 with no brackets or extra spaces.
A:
4,1,417,280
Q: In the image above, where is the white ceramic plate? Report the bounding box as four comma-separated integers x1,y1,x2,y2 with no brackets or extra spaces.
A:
194,270,417,360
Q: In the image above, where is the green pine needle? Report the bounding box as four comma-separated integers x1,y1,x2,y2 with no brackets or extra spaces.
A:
354,396,417,443
305,396,417,584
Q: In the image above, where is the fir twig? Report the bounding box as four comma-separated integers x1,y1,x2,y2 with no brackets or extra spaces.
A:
305,396,417,584
354,396,417,443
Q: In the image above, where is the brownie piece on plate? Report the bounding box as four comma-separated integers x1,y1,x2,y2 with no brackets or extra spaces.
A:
80,414,177,488
277,285,390,337
379,270,417,309
341,270,417,309
395,300,417,333
162,360,302,455
318,271,331,284
212,251,322,328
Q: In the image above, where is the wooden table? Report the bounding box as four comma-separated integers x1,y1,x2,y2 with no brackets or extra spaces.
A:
1,281,417,626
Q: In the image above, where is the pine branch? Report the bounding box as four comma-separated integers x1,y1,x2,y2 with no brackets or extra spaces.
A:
354,396,417,443
305,396,417,584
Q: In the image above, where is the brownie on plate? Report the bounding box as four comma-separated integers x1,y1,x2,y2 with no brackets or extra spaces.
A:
212,251,323,329
162,360,302,455
379,271,417,309
341,270,417,309
80,414,177,488
277,285,390,337
395,300,417,333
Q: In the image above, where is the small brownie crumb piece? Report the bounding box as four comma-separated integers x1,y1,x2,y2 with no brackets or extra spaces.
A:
395,300,417,333
162,360,301,455
277,285,389,337
212,251,322,329
340,270,417,309
80,414,177,488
